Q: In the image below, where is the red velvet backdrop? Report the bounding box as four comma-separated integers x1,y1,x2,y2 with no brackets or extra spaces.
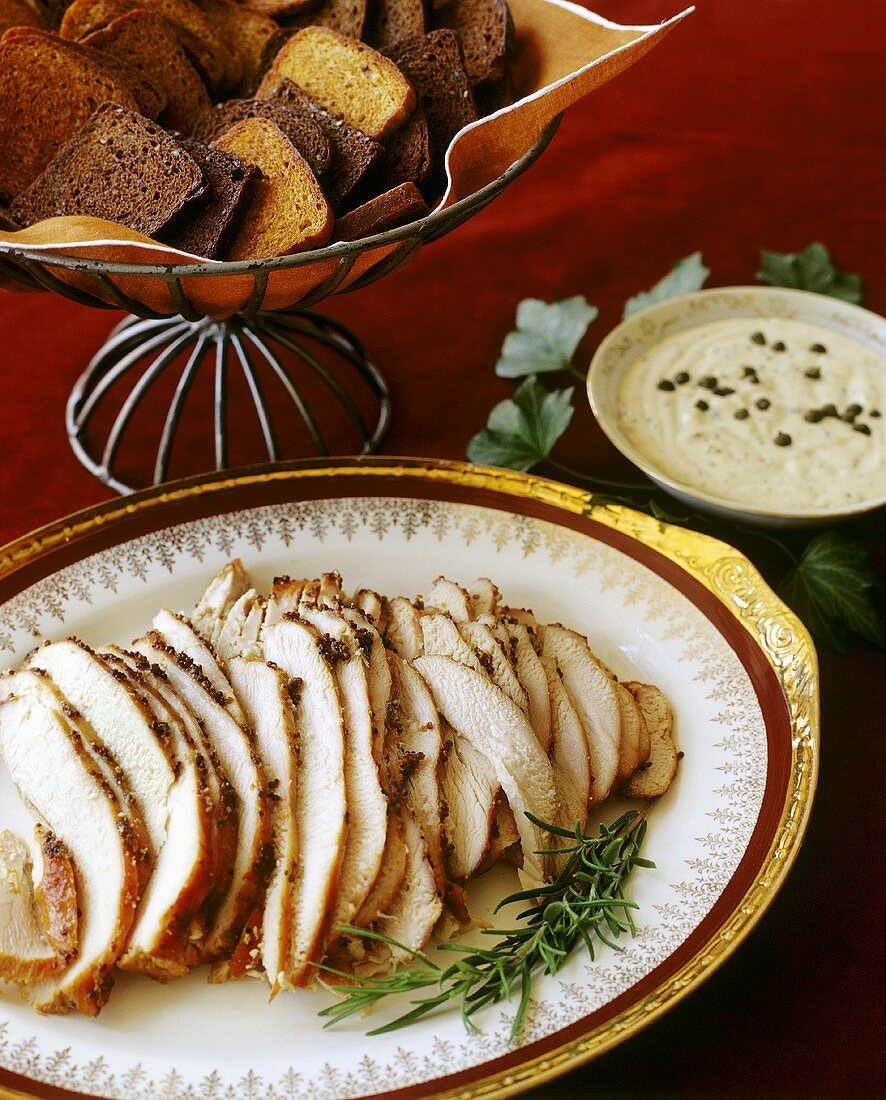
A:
1,0,884,1094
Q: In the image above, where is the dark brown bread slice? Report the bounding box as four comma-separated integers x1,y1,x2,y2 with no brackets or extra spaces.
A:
0,205,19,230
433,0,512,88
241,0,317,17
196,0,284,95
333,181,428,241
0,31,142,200
162,140,257,258
83,10,212,131
283,0,365,38
0,0,44,34
212,116,332,259
364,0,425,51
269,80,382,211
374,104,431,193
192,96,330,180
10,103,205,234
60,0,227,87
387,29,477,174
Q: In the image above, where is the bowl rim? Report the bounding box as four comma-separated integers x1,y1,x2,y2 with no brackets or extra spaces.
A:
0,119,561,280
587,284,886,522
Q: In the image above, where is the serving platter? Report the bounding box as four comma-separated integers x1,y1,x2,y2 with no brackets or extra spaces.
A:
0,458,818,1100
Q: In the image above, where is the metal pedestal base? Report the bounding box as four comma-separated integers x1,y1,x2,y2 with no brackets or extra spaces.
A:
67,308,393,495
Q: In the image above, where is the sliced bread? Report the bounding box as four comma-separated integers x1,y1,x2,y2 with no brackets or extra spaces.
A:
212,116,332,259
434,0,512,88
364,0,425,51
333,180,428,241
0,31,142,200
0,0,44,34
10,102,204,234
269,79,383,211
83,10,212,132
192,95,331,180
163,140,257,258
258,26,414,140
240,0,318,17
374,104,431,193
196,0,284,95
388,29,476,167
283,0,366,39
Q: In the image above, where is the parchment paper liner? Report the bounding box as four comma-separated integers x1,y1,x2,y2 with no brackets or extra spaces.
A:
0,0,690,318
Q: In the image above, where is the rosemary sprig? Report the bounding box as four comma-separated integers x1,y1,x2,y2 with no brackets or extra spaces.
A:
318,809,653,1040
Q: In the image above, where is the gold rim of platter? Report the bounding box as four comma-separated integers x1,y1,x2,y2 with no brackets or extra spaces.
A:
0,458,820,1100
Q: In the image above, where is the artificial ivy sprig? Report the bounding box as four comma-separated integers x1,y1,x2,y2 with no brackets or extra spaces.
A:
318,810,653,1040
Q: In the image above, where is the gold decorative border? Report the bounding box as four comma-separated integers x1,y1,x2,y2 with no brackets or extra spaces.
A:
0,458,819,1100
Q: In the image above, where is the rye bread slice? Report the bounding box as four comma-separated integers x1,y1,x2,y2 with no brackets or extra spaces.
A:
83,10,212,131
240,0,318,18
0,31,142,200
282,0,365,38
9,102,205,234
192,96,330,180
0,0,44,34
258,26,414,140
434,0,512,88
374,104,431,193
387,29,476,171
163,140,257,258
333,181,428,241
365,0,425,51
212,116,332,259
197,0,285,95
268,79,383,211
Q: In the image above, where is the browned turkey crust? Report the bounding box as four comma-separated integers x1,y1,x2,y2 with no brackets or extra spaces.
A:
32,825,78,964
0,670,142,1015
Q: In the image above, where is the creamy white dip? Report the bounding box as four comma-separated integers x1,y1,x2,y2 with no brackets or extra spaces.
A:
617,317,886,512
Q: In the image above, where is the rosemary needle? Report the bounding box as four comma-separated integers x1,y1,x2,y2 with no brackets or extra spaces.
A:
318,809,653,1040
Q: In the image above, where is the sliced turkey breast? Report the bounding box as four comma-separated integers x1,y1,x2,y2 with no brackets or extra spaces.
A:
621,682,678,799
503,607,537,628
541,657,590,833
383,596,424,661
351,807,407,927
413,656,558,886
262,616,347,986
540,625,622,806
353,587,385,628
297,605,388,938
227,657,300,995
0,830,73,984
456,620,528,716
420,612,486,673
30,640,177,861
152,609,246,726
387,654,445,892
192,559,252,646
99,649,214,980
32,825,78,963
613,681,643,783
339,603,393,767
214,590,265,663
477,797,520,874
318,571,344,605
427,577,473,621
468,578,500,619
504,622,552,751
264,577,307,627
0,672,141,1015
371,812,442,965
438,723,497,882
132,634,272,961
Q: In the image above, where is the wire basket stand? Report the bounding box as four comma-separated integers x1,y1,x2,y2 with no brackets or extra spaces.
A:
0,119,559,494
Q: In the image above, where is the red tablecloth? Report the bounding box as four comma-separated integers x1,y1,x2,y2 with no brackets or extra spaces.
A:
1,0,884,1094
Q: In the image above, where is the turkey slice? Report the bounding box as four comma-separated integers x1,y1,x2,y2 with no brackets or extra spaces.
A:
262,616,346,986
352,588,385,628
214,590,265,663
297,605,387,937
152,609,246,726
0,830,74,984
100,649,214,979
427,577,473,621
540,625,622,805
621,682,678,799
133,634,272,961
541,657,590,833
193,559,252,646
467,578,500,619
264,577,307,627
504,622,552,751
413,656,557,886
32,825,78,963
383,596,424,661
438,724,497,882
457,620,528,716
339,603,392,767
0,672,141,1015
613,681,643,783
227,657,299,995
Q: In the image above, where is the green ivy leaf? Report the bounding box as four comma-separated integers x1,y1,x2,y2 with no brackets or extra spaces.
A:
757,243,863,303
467,377,575,471
622,252,710,318
777,531,886,653
495,297,598,378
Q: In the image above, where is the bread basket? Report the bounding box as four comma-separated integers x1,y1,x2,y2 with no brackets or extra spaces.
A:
0,0,689,494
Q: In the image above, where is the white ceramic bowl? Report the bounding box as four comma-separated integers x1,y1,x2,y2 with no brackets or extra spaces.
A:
587,286,886,528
